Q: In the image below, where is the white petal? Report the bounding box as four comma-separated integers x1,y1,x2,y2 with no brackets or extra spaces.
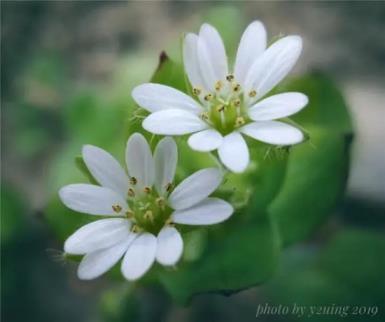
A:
143,109,208,135
125,133,155,190
132,83,201,113
244,35,303,101
197,36,217,92
199,23,228,82
82,145,129,198
234,21,267,86
77,236,135,280
169,168,222,210
154,137,177,195
187,129,223,152
156,226,183,266
121,233,157,281
248,92,308,121
59,184,128,216
172,197,233,225
183,33,206,90
218,132,249,173
64,218,131,255
241,121,304,145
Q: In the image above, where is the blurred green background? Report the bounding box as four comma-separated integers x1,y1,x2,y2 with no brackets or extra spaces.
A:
1,2,385,322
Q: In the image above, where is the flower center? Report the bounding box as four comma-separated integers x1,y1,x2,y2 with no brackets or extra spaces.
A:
195,75,256,135
123,178,173,235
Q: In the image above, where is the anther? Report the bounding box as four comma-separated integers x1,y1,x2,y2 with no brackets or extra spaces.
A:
129,177,137,185
226,74,234,82
200,112,209,120
204,93,213,101
215,80,222,91
127,188,135,197
144,186,152,194
165,182,173,193
235,116,246,126
125,210,134,218
248,90,257,97
232,83,241,92
156,197,165,207
192,87,201,96
233,99,241,107
216,105,225,112
112,204,122,213
131,224,141,233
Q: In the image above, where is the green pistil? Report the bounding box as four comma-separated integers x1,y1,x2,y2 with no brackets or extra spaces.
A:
207,94,249,135
127,188,172,234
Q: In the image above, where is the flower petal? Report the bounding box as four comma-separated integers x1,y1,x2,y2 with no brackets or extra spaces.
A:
248,92,308,121
168,168,222,210
218,132,249,173
154,137,178,196
126,133,155,191
172,197,233,225
234,21,267,86
184,33,206,90
59,184,128,216
64,218,131,255
82,145,129,198
241,121,304,145
121,233,157,281
143,109,208,135
132,83,201,113
199,23,228,82
244,35,303,101
197,36,218,92
156,226,183,266
187,129,223,152
77,236,135,280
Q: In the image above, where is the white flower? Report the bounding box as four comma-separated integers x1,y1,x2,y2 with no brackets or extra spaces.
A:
132,21,308,173
59,133,233,281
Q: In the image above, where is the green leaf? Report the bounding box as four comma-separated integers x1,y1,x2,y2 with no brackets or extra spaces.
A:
150,52,187,93
270,131,352,245
270,73,353,245
159,213,280,304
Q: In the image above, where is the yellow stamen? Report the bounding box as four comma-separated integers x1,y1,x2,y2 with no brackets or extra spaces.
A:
127,188,135,197
232,83,241,92
112,204,122,213
226,74,234,82
249,90,257,97
204,93,213,101
200,112,209,120
129,177,137,185
125,210,134,218
165,182,173,193
131,224,141,233
192,87,201,96
216,105,225,112
144,186,152,194
233,99,241,107
215,80,222,91
235,117,246,126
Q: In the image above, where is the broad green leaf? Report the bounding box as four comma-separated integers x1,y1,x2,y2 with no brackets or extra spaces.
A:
270,131,351,245
159,213,280,304
270,74,353,245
